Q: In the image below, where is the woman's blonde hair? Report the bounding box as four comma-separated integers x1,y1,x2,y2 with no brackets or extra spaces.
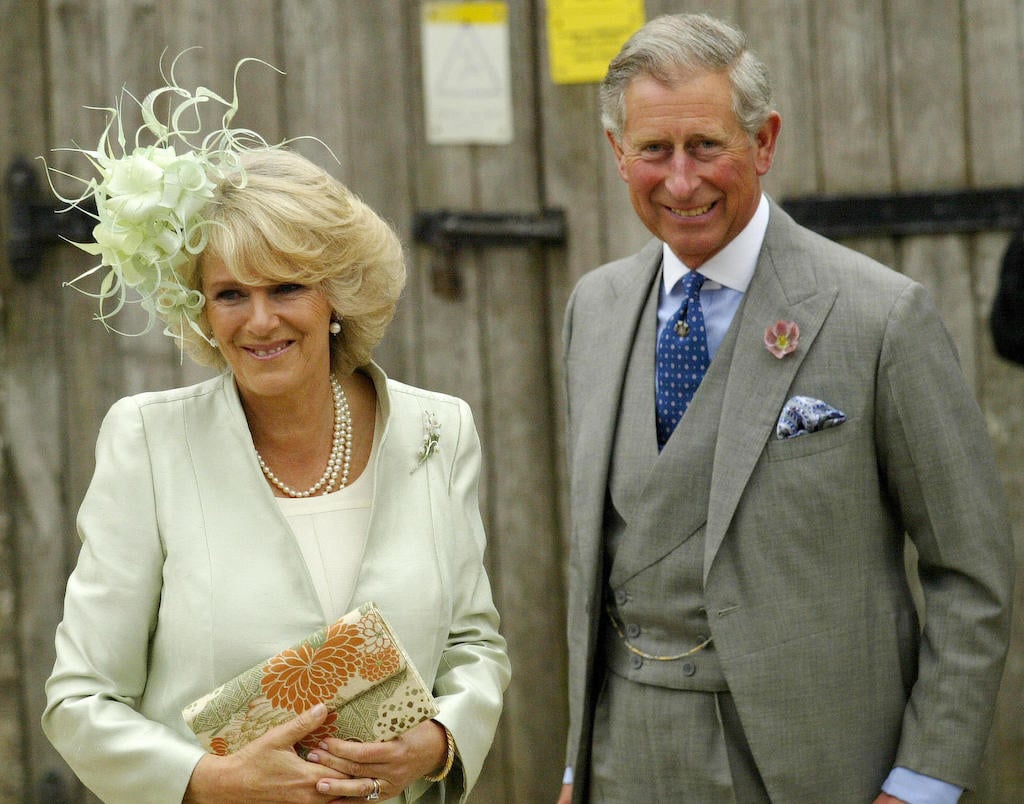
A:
178,149,406,375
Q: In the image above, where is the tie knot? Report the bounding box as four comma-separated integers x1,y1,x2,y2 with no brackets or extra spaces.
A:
681,270,705,299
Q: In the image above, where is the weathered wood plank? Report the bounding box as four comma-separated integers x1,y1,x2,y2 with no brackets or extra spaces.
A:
535,0,606,570
0,0,51,795
889,0,967,190
406,0,484,407
11,3,116,799
405,3,506,799
962,1,1024,799
964,0,1024,188
747,1,818,200
887,1,975,384
654,0,737,23
102,0,192,397
813,0,892,195
473,2,569,797
279,0,416,379
48,0,126,520
810,0,899,323
156,1,280,143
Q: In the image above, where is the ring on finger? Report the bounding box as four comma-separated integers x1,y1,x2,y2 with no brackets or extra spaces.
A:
366,778,381,801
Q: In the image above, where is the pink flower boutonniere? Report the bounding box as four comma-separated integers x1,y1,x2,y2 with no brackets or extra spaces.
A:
764,320,800,359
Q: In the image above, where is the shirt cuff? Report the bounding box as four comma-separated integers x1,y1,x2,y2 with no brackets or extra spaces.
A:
563,766,574,785
882,767,962,804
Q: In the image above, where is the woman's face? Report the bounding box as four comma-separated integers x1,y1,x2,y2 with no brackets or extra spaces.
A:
201,255,335,401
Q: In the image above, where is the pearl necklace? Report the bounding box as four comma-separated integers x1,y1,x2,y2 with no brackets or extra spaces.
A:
255,374,352,497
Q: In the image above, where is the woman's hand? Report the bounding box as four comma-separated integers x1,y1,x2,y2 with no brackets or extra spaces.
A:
184,704,349,803
306,718,450,801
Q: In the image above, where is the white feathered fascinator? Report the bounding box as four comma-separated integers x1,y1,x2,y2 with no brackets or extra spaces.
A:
42,49,320,347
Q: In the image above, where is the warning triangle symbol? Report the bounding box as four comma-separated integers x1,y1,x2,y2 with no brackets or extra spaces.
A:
434,25,501,98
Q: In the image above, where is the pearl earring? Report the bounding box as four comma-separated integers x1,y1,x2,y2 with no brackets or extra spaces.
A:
329,321,342,335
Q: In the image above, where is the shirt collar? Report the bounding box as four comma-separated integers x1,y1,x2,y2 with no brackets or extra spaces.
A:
662,193,770,294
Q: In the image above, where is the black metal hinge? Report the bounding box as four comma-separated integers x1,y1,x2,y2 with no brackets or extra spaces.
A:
5,157,95,281
412,208,567,299
781,186,1024,239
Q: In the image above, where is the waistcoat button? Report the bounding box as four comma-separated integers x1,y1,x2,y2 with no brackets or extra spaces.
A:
681,661,696,676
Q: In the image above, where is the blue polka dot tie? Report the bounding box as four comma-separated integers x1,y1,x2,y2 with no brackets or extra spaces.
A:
656,271,709,449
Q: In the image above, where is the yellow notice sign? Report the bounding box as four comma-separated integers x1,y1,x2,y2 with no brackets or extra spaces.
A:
424,1,507,23
547,0,645,85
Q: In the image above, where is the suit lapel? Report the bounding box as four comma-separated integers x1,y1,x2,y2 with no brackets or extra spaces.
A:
570,240,662,571
703,204,839,581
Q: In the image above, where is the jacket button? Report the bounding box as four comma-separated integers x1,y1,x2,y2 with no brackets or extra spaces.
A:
681,661,696,676
615,589,628,605
629,654,643,670
625,623,641,638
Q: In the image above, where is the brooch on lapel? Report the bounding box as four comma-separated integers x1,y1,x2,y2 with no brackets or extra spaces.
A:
414,410,441,470
764,320,800,359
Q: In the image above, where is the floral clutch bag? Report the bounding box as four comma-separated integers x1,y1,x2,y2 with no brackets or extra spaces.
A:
182,602,439,756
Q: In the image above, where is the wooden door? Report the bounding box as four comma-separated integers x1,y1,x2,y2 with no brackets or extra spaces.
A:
402,2,568,801
1,1,567,801
2,1,1023,802
536,1,1024,802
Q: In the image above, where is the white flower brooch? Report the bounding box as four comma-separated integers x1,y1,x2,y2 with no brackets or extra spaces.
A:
415,410,441,469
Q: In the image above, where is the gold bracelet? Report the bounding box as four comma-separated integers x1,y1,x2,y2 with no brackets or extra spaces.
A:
423,724,456,782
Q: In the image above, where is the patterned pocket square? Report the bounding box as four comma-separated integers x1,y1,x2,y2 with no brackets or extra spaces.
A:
776,396,847,439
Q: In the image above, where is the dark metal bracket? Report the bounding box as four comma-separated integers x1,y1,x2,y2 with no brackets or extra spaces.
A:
412,208,566,299
780,186,1024,239
5,157,95,281
413,208,566,248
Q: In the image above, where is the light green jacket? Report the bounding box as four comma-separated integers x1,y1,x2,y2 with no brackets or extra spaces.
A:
43,364,510,803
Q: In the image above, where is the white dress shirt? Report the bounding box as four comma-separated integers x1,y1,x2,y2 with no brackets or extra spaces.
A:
657,193,768,360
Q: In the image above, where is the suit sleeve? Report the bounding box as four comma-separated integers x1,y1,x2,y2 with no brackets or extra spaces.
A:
418,398,511,802
875,281,1014,787
560,284,586,774
41,397,205,804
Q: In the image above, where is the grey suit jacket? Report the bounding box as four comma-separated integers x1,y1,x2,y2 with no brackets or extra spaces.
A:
563,201,1014,800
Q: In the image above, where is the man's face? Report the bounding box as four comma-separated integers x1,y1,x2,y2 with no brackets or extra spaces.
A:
608,69,780,268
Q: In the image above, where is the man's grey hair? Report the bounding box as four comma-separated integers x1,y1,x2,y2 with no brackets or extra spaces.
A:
600,13,773,141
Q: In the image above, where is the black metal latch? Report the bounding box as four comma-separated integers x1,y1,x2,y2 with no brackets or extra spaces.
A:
781,186,1024,239
5,157,95,281
413,208,566,298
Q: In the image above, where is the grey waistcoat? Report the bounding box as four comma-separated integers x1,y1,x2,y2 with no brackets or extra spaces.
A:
601,271,741,692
